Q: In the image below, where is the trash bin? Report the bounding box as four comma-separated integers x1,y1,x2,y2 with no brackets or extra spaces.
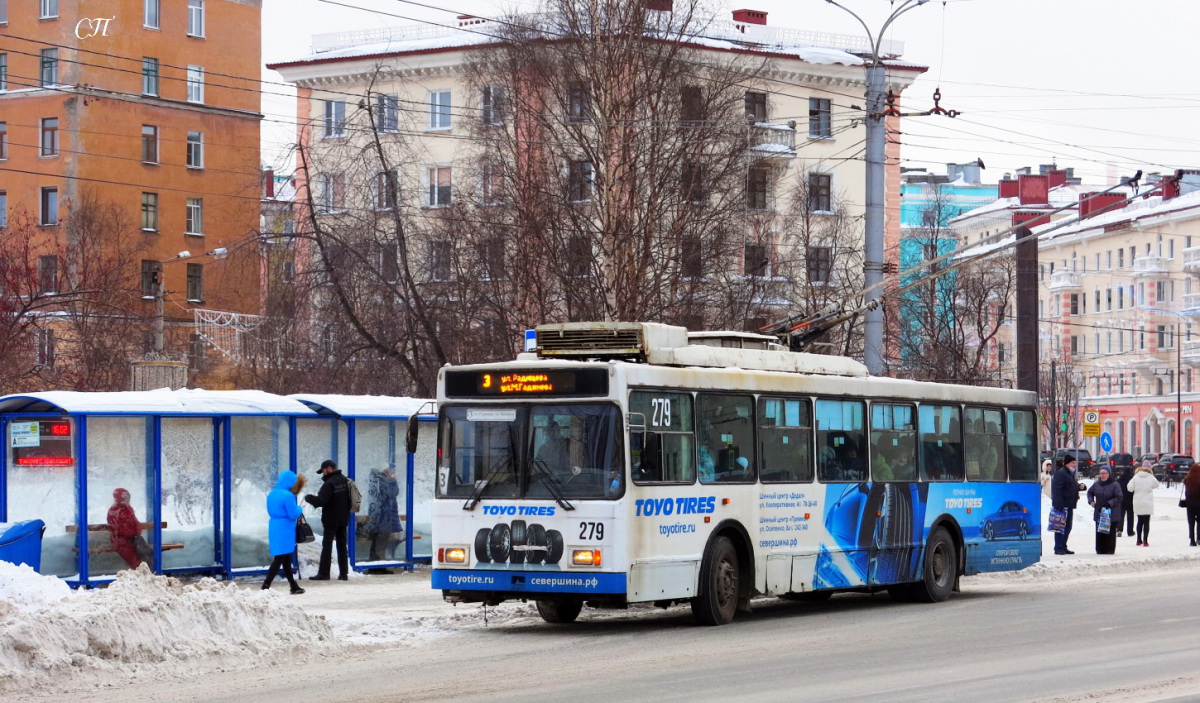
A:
0,520,47,571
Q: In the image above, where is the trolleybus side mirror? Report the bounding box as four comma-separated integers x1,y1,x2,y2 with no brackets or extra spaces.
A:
406,414,420,455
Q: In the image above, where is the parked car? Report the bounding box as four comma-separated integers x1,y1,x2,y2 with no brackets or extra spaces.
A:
1055,448,1095,476
1139,453,1164,467
1153,454,1193,482
1104,452,1135,472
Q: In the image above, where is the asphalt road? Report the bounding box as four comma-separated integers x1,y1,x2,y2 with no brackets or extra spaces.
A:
38,562,1200,703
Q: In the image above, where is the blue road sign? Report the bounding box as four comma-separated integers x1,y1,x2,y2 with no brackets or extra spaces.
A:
1100,432,1113,453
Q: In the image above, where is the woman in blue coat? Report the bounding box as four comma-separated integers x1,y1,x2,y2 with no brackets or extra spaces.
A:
262,470,305,593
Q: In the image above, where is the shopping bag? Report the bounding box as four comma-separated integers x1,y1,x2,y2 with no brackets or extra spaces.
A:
1097,507,1112,534
296,514,316,544
1048,507,1067,533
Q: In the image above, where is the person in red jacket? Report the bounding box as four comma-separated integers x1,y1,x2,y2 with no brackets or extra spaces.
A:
107,488,144,570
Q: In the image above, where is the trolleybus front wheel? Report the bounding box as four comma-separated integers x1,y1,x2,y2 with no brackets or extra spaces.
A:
536,599,583,624
691,536,739,626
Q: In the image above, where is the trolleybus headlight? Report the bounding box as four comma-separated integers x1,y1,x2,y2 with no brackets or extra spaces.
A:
572,549,601,566
444,548,467,563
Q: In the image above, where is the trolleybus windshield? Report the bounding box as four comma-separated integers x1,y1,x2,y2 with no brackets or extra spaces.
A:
438,403,624,501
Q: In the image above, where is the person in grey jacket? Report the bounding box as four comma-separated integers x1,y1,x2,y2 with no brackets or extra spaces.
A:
1087,467,1124,555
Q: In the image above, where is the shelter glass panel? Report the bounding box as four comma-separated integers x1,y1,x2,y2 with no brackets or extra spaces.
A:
6,417,78,577
356,420,405,564
160,418,217,570
86,417,154,578
295,418,349,542
230,416,291,569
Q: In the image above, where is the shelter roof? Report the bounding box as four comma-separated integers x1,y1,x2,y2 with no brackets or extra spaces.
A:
0,389,318,416
290,394,435,419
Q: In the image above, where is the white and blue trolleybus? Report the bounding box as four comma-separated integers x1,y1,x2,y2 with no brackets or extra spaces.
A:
427,322,1041,625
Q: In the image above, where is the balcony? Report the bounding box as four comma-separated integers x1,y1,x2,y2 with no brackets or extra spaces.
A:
748,122,796,159
1184,338,1200,363
1132,255,1169,276
1048,270,1082,291
1183,293,1200,316
1183,246,1200,275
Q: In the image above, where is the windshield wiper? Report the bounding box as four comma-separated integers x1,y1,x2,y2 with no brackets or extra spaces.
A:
463,453,513,511
529,457,576,511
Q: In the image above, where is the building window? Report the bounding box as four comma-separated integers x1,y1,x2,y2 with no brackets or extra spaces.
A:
38,255,57,294
375,171,397,211
480,163,504,205
35,329,54,367
40,187,57,225
1069,294,1079,316
807,245,833,284
186,66,204,104
567,236,591,278
141,125,158,163
186,263,203,302
315,173,343,213
428,90,451,130
808,172,832,212
681,236,703,278
186,198,203,235
186,131,203,168
568,160,594,203
187,0,205,37
746,166,770,210
141,192,158,230
681,162,705,203
142,57,159,95
140,260,161,297
744,243,769,277
429,240,453,281
0,53,7,91
144,0,160,29
40,48,58,86
426,166,452,207
0,122,5,159
809,98,832,138
39,118,58,156
477,236,505,281
681,85,705,124
323,100,346,138
374,94,398,133
0,191,7,228
40,0,57,19
481,86,504,125
567,82,592,122
745,91,767,121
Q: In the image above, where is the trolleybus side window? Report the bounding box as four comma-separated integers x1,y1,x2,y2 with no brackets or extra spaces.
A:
815,399,866,482
696,393,755,484
629,391,695,484
965,407,1005,481
1006,409,1038,481
870,403,917,482
920,404,963,481
758,397,813,483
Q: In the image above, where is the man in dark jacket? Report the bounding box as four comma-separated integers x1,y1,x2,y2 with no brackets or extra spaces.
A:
305,459,351,580
1117,466,1135,537
1051,458,1082,555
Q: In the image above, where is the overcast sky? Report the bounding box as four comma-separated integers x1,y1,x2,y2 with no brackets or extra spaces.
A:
262,0,1200,185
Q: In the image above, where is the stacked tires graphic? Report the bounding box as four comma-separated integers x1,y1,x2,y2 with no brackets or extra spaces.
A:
475,520,565,565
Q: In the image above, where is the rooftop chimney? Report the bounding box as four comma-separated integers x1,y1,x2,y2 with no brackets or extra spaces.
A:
732,9,768,25
999,178,1019,199
1013,211,1050,228
263,169,275,198
1079,192,1125,219
1046,169,1068,189
1017,174,1049,205
644,0,673,11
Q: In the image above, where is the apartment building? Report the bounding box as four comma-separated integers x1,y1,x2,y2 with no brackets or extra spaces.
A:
268,4,925,342
0,0,262,382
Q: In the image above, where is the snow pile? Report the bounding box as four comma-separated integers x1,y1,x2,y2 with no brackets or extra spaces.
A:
0,565,335,693
0,561,72,613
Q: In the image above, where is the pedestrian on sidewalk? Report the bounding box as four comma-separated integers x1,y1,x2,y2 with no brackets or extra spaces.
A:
262,470,305,594
1126,464,1159,546
305,459,351,581
1052,458,1083,555
1087,467,1124,555
1041,459,1054,498
1117,464,1135,537
1183,463,1200,547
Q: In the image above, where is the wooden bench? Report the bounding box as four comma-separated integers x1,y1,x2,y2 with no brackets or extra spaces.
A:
66,522,184,552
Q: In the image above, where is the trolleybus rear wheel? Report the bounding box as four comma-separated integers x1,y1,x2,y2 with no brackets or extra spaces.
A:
536,599,583,624
691,536,739,626
910,526,956,603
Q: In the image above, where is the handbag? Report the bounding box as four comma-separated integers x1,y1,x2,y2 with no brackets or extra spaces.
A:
296,514,315,544
1180,485,1188,509
1097,507,1112,534
1048,507,1067,533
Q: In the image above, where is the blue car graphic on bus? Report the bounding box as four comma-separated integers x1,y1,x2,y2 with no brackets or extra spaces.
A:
980,500,1031,541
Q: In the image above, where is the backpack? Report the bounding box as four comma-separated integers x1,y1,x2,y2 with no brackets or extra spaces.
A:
347,478,363,513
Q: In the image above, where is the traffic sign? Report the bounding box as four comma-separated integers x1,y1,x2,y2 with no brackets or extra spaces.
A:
1083,409,1101,438
1100,432,1113,452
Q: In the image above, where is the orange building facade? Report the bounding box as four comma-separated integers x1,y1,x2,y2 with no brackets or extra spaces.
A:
0,0,262,336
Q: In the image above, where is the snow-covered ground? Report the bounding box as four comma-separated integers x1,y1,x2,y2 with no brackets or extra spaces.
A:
2,482,1197,698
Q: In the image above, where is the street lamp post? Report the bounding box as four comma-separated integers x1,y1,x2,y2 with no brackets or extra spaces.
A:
823,0,930,375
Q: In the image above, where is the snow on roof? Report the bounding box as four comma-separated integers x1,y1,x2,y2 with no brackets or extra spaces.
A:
290,394,436,418
950,183,1115,225
0,389,318,416
1040,188,1200,241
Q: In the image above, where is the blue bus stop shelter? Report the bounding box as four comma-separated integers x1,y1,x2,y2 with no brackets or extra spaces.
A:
0,389,318,587
289,394,436,571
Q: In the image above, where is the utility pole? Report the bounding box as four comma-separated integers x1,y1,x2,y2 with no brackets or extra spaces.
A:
824,0,930,375
1015,225,1038,393
1050,360,1058,453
